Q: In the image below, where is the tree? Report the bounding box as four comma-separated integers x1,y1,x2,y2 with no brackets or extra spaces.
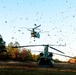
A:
32,54,40,62
54,58,61,62
73,56,76,59
7,42,14,52
6,41,20,60
14,41,20,46
11,48,20,60
25,49,32,61
21,48,26,61
0,35,7,52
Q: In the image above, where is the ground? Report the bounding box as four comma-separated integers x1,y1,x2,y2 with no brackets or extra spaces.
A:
0,61,76,75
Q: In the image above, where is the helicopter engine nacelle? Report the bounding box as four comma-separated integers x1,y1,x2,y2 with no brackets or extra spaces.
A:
48,52,53,57
40,52,44,56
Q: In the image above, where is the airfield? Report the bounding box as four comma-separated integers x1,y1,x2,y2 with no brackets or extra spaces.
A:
0,61,76,69
0,61,76,75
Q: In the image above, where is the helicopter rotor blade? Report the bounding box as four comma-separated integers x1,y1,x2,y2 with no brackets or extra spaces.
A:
20,27,28,29
20,27,32,31
53,52,74,58
39,31,50,33
27,29,32,31
49,46,65,54
12,44,44,48
34,25,41,29
49,44,66,47
12,44,64,54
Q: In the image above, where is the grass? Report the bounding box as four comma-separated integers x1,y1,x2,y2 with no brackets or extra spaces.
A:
0,68,76,75
0,62,76,75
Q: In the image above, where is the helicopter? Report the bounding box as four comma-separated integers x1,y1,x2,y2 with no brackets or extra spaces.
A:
0,35,7,52
30,24,41,39
20,24,41,39
12,44,73,67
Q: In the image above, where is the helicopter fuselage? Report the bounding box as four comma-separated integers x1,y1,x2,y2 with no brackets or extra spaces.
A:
31,30,40,38
38,45,54,67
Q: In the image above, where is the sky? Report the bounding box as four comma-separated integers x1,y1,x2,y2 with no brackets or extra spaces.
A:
0,0,76,61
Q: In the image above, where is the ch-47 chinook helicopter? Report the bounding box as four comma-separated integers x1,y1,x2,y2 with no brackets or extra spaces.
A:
20,24,41,39
29,24,41,39
12,44,73,67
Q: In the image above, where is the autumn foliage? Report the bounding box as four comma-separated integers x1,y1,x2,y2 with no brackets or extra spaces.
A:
0,41,38,61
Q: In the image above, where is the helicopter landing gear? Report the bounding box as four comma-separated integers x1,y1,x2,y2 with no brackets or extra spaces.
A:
37,58,54,67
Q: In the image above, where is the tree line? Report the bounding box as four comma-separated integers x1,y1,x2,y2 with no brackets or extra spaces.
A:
0,41,39,61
